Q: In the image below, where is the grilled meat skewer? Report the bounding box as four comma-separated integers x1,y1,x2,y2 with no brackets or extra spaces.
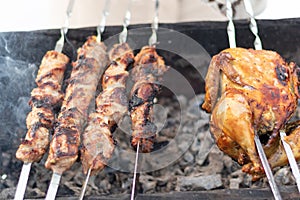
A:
81,42,134,175
16,51,69,163
45,36,108,174
129,46,169,153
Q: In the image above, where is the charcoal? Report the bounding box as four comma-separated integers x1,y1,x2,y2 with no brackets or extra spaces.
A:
3,19,300,198
177,174,223,190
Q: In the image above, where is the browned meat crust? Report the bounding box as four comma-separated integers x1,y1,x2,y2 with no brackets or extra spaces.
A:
129,46,169,153
45,36,108,174
81,43,134,175
202,47,299,180
16,51,69,163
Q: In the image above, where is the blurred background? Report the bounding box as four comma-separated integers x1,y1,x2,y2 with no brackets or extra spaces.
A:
0,0,299,32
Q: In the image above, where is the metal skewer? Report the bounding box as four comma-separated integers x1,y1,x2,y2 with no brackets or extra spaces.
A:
45,173,62,200
148,0,159,47
225,0,236,48
225,0,282,199
131,141,140,200
280,131,300,192
244,0,300,195
119,0,133,44
14,163,32,200
254,135,282,200
243,0,262,50
79,168,91,200
96,0,111,43
130,1,159,199
55,0,76,53
14,1,75,200
77,2,112,200
44,1,76,200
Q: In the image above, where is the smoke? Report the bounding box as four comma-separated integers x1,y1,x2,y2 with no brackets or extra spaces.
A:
0,56,37,149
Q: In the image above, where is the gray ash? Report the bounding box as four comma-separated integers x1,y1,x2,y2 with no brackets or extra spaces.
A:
1,94,297,199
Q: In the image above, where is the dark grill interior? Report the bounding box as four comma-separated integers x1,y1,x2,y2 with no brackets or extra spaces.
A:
1,19,300,199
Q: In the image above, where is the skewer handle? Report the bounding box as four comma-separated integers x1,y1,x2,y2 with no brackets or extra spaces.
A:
14,163,32,200
63,0,76,33
45,173,62,200
131,141,140,200
97,0,111,42
243,0,262,50
54,0,76,52
119,0,133,44
79,168,92,200
280,131,300,193
254,135,282,200
225,0,236,48
149,0,159,46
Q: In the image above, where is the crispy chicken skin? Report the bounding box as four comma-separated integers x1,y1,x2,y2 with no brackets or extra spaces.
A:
81,43,134,175
45,36,108,174
202,47,300,180
16,51,69,163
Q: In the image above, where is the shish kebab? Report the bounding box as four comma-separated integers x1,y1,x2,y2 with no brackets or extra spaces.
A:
130,0,169,198
44,37,108,199
79,0,134,198
80,42,134,199
15,45,69,200
129,43,169,199
44,1,111,199
14,1,75,199
129,47,169,152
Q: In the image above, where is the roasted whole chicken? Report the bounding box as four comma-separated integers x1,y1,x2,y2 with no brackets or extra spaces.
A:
202,47,300,180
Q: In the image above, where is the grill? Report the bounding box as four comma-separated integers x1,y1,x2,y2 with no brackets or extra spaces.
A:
1,18,300,199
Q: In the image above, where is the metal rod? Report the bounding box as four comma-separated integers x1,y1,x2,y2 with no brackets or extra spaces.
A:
244,0,300,196
14,163,32,200
55,0,76,52
14,1,76,200
45,173,62,200
254,135,282,200
130,1,160,196
54,28,66,53
131,141,140,200
280,131,300,193
225,0,236,48
226,1,281,199
148,0,159,46
45,1,77,199
243,0,262,50
119,0,133,44
79,167,92,200
96,0,111,43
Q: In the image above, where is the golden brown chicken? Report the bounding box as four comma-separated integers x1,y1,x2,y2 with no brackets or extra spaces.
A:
202,47,300,180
